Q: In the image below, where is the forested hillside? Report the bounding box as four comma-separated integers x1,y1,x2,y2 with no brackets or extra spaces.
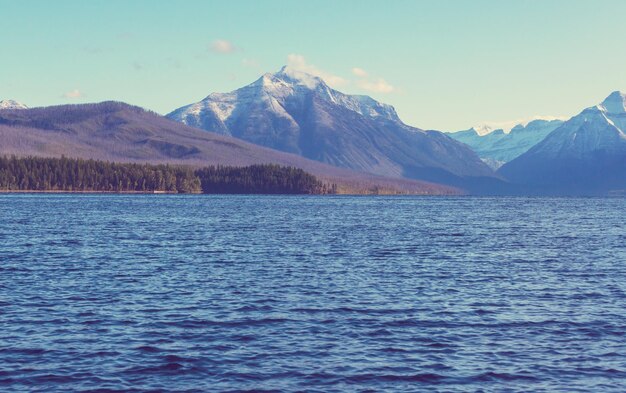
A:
0,156,330,194
0,101,456,195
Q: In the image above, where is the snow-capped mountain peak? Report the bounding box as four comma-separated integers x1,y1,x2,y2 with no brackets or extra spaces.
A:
598,90,626,115
251,72,297,100
260,66,399,120
172,67,400,128
499,90,626,193
166,67,495,185
0,100,28,110
275,65,324,89
471,125,497,136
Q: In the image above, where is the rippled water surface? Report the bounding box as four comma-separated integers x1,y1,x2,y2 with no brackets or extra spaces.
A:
1,195,626,392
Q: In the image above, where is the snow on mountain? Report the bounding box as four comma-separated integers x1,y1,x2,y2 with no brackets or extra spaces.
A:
473,124,497,136
167,66,497,189
0,101,457,195
499,91,626,194
449,119,563,168
169,66,400,130
598,91,626,115
530,107,625,157
0,100,28,110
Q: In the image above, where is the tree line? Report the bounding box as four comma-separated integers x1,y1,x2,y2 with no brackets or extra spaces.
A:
0,156,335,194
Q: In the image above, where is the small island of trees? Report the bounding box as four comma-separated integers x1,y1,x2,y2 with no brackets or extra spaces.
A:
0,156,336,194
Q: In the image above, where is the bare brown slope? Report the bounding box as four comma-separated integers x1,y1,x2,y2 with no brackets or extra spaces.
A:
0,102,459,194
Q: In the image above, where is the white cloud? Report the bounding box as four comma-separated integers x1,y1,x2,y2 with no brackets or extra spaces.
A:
286,54,347,87
357,78,395,94
351,67,368,77
63,89,82,99
282,56,393,93
210,39,237,54
352,66,395,94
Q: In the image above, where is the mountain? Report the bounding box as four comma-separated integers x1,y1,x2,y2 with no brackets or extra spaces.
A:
167,66,497,188
0,100,28,110
0,101,458,195
498,91,626,195
449,119,563,169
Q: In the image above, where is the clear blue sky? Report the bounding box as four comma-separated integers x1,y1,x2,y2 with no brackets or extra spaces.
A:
1,0,625,130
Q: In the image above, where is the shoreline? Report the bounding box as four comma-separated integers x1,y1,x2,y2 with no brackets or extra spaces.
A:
0,189,446,196
0,190,179,194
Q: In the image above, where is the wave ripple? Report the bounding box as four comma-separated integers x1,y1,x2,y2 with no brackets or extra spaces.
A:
1,195,625,392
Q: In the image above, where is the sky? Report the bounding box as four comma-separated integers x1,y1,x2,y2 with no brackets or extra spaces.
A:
1,0,625,131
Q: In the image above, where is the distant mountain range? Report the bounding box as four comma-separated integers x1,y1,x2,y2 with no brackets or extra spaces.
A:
2,73,624,195
449,119,563,169
499,91,626,194
167,66,497,189
0,101,456,195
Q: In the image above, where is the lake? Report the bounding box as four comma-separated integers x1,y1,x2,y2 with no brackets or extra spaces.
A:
1,195,625,392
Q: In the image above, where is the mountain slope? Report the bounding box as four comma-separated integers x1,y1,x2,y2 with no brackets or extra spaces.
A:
0,101,458,194
167,66,496,187
0,100,28,110
498,92,626,194
449,119,563,168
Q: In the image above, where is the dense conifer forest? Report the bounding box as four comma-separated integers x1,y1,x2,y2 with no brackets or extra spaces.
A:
0,156,332,194
196,165,336,194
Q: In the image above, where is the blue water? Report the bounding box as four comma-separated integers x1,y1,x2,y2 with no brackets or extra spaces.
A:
1,195,625,392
